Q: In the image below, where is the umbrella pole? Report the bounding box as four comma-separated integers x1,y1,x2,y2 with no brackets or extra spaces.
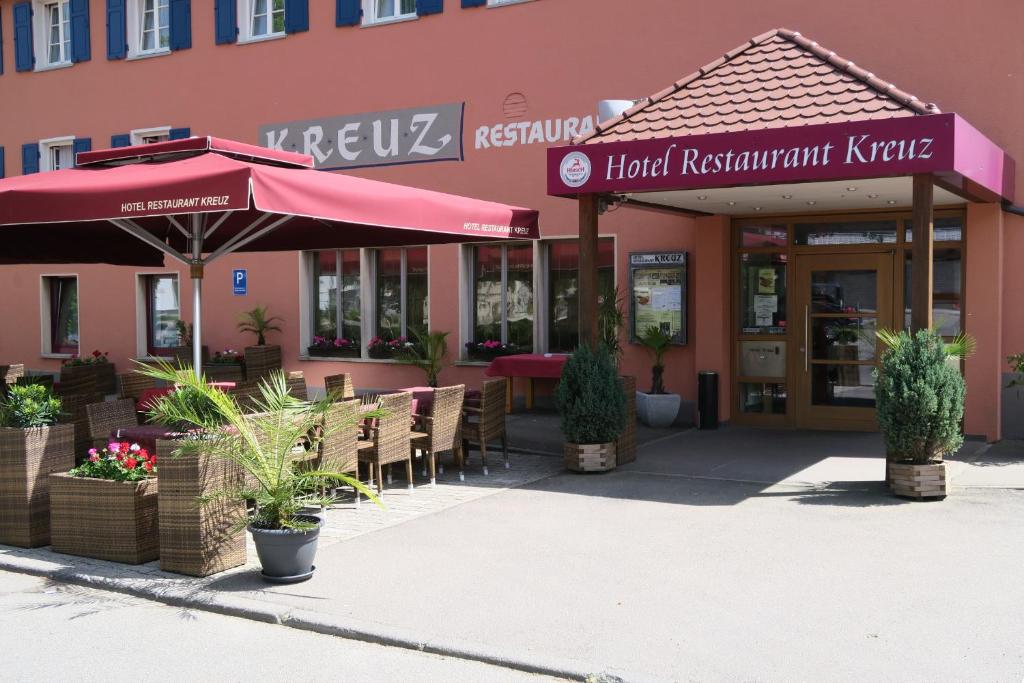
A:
191,215,204,381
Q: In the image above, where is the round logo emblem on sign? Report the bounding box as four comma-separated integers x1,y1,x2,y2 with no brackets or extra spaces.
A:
559,151,592,188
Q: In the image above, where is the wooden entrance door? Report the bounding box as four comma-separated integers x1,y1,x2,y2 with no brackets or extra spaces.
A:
793,252,895,430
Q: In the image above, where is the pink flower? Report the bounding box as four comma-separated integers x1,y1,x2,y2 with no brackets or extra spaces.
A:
108,442,121,453
88,448,98,457
89,454,99,462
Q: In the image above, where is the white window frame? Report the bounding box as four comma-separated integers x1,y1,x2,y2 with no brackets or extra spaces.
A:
32,0,72,70
130,126,172,146
370,246,430,342
303,248,364,358
362,0,418,27
39,274,79,358
237,0,286,43
459,242,537,360
126,0,171,59
135,272,180,359
39,136,74,172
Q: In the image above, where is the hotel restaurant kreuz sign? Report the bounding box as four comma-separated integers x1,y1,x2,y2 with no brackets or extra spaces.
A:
547,113,1013,201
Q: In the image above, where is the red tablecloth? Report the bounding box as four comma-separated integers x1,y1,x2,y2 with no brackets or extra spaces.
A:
109,425,188,454
485,354,569,379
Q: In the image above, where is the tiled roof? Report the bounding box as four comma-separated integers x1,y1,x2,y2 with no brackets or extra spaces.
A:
578,28,940,145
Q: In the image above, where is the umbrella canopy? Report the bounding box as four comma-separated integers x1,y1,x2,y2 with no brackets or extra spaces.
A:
0,136,539,265
0,136,541,376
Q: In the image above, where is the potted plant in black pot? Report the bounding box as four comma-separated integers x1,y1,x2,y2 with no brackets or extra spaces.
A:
238,305,283,381
556,344,625,472
636,326,681,428
0,385,74,547
141,363,381,582
876,328,973,499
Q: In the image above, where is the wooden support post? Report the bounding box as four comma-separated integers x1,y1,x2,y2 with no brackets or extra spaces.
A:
910,174,934,332
578,194,600,348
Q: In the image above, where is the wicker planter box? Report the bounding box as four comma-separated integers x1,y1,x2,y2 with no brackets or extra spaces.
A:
156,440,247,577
565,442,617,473
0,424,75,547
172,345,210,368
889,461,949,499
61,363,117,396
202,363,245,383
616,376,637,466
244,345,281,381
49,473,159,564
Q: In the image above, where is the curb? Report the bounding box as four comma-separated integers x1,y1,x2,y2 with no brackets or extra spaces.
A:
0,551,632,682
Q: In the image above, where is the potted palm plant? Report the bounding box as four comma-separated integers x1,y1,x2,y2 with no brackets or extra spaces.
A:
397,329,449,387
875,328,973,499
636,326,681,428
556,344,626,472
0,385,74,547
141,363,380,583
238,306,283,381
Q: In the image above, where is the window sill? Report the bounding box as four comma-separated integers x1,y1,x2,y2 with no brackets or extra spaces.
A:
487,0,535,7
238,32,287,45
455,360,491,367
41,353,74,360
126,49,171,62
33,61,73,73
361,14,418,28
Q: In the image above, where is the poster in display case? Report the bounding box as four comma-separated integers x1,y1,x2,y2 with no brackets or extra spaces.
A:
629,251,687,345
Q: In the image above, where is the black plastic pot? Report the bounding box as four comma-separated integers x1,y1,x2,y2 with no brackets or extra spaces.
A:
249,515,322,584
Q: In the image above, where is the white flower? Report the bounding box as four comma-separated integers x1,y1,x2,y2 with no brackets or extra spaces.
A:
130,443,141,452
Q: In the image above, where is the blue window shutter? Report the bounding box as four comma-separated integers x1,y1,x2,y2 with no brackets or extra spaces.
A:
169,0,191,50
13,3,34,72
69,0,92,63
168,127,191,140
336,0,361,26
73,138,92,166
461,0,486,6
284,0,308,33
22,143,39,175
0,10,5,75
106,0,126,59
0,148,5,179
417,0,443,15
214,0,237,44
111,133,131,148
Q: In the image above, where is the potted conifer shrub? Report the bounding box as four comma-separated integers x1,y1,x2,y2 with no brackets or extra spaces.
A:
239,306,283,381
141,363,380,583
0,385,74,547
636,327,682,428
556,344,626,472
875,328,973,500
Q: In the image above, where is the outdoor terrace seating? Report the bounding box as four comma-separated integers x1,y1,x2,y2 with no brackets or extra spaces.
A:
324,373,355,400
357,392,413,497
86,398,138,449
410,384,465,487
461,378,509,477
118,372,157,403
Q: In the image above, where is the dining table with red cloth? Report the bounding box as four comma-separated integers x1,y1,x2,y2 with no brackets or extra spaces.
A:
484,353,569,411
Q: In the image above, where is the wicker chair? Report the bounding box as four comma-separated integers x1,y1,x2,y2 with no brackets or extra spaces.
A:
311,399,361,505
410,385,465,487
118,372,157,402
60,392,104,463
324,373,355,400
228,381,264,413
357,392,413,497
461,378,508,478
85,399,139,448
57,370,97,399
2,364,25,385
285,372,308,401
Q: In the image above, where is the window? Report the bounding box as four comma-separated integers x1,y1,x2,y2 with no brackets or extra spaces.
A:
130,127,171,145
366,0,416,23
42,276,79,355
242,0,285,39
375,247,428,342
469,244,534,352
44,1,71,65
39,138,74,172
547,238,615,353
145,275,180,355
128,0,170,56
311,249,361,350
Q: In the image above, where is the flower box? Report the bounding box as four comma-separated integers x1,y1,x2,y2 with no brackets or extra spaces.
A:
0,424,75,547
203,363,245,383
156,440,247,577
465,341,520,363
49,472,159,564
889,461,949,500
367,336,413,360
60,361,117,396
245,345,282,381
564,442,617,473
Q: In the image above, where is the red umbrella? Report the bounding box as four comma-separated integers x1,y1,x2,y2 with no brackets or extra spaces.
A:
0,136,540,376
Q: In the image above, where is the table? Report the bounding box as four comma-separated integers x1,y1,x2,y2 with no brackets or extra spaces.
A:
484,354,569,412
110,424,189,454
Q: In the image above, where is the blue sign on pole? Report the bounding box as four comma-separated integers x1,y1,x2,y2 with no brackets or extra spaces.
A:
232,269,247,296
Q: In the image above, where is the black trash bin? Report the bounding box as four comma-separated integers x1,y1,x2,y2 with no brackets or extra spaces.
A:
697,371,719,430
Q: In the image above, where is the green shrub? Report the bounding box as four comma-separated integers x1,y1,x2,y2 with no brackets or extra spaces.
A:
556,344,625,444
0,384,63,428
875,329,968,464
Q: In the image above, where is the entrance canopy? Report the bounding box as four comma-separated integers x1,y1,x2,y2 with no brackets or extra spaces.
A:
547,29,1014,210
0,136,539,266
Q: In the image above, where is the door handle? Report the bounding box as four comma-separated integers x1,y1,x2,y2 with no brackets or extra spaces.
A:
804,305,810,372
